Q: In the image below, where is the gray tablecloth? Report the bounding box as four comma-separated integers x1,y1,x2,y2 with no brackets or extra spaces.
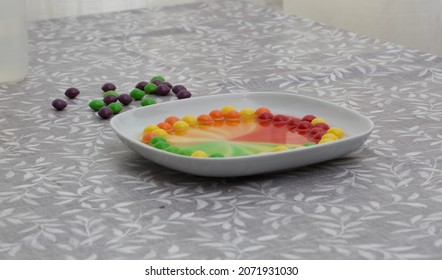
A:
1,0,442,259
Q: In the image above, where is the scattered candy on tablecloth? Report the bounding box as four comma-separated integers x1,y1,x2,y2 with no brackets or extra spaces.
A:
176,90,191,99
101,83,116,92
52,76,193,118
172,85,186,94
130,88,145,100
140,98,156,106
118,94,133,105
52,99,67,110
64,87,80,99
150,76,165,83
139,107,347,158
108,102,123,114
103,94,118,105
98,107,113,119
135,81,148,91
103,90,119,98
144,83,157,94
162,82,173,89
156,84,170,96
89,99,105,111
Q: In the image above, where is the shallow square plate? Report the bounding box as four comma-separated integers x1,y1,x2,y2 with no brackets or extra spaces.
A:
110,92,374,177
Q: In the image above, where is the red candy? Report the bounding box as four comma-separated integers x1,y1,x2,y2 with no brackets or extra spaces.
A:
307,127,326,141
257,112,273,122
310,131,326,142
296,121,313,132
273,114,289,124
313,122,330,131
301,114,316,122
255,107,271,116
286,117,301,128
308,127,325,136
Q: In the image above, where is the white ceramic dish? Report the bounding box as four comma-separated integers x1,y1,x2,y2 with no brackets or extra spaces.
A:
110,92,374,177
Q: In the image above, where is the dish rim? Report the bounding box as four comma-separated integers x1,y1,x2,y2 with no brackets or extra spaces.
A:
110,91,374,161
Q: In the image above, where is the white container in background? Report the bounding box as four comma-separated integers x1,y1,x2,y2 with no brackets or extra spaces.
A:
0,0,28,84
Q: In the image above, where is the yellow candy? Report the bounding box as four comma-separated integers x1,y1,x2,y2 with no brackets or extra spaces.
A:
321,133,338,141
143,124,159,133
181,115,198,125
221,105,237,114
152,128,169,138
328,127,344,138
173,120,190,131
311,117,327,125
272,145,289,152
191,151,208,158
240,107,255,118
318,138,335,144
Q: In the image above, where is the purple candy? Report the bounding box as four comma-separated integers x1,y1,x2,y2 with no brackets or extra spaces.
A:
162,82,173,89
156,84,171,96
176,90,191,99
101,83,116,92
52,99,67,110
98,107,113,119
172,85,186,94
151,80,162,86
118,93,133,105
64,87,80,99
103,94,118,105
135,81,148,91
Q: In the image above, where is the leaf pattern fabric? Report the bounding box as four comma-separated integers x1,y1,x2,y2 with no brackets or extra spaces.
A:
1,1,442,259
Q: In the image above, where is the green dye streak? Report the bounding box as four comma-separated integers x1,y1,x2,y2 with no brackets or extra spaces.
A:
171,141,299,157
209,153,225,158
164,146,180,154
153,141,169,149
150,136,167,145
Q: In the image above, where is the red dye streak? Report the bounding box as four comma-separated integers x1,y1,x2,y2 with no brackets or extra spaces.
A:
231,124,309,145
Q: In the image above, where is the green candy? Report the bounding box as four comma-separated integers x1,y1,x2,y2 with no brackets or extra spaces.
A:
108,102,123,114
88,99,105,111
130,88,145,100
164,146,180,154
153,141,170,150
140,98,156,106
178,149,192,156
303,142,314,147
103,90,119,97
150,136,167,145
150,76,165,82
144,83,157,94
209,153,225,158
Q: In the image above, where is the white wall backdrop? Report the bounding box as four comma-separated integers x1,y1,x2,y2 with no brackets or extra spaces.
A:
283,0,442,56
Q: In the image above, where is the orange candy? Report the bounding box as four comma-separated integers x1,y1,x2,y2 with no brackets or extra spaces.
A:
221,105,237,115
255,107,271,116
225,110,241,122
209,109,224,121
157,122,173,132
213,120,225,127
165,116,180,126
197,114,214,125
225,121,240,127
141,132,157,144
